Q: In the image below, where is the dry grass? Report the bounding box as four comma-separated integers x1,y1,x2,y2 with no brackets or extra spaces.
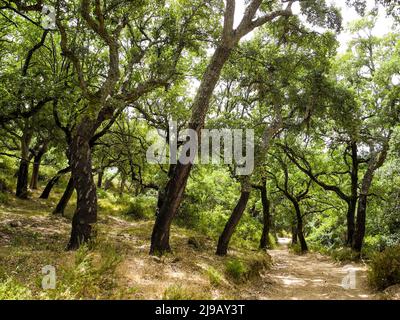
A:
0,188,272,300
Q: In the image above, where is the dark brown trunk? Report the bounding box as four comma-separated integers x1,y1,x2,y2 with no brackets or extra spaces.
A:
352,140,389,252
53,177,74,215
294,204,308,252
16,126,32,199
29,150,45,190
97,169,104,188
352,194,367,252
346,141,358,246
150,44,233,255
259,178,271,249
216,190,251,256
66,120,97,250
16,160,29,199
40,167,71,199
150,161,192,255
346,200,357,246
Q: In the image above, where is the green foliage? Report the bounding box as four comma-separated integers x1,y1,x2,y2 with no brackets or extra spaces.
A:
225,254,271,283
205,267,223,287
331,247,360,262
289,244,304,255
41,244,122,299
225,258,248,282
125,195,156,220
368,246,400,290
0,277,32,300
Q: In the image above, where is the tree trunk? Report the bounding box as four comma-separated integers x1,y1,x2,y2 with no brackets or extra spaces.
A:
346,141,359,246
345,200,357,246
66,120,97,250
16,125,32,199
150,44,233,255
352,194,367,252
97,169,104,188
53,177,74,215
292,202,308,252
291,224,298,245
40,167,71,199
29,148,46,190
216,186,251,256
259,178,272,249
352,141,389,252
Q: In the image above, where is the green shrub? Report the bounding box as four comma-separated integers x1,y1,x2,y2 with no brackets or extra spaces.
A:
0,277,32,300
331,247,360,262
368,246,400,290
289,243,303,255
225,255,271,283
125,195,156,220
0,192,9,204
225,258,248,282
206,267,223,287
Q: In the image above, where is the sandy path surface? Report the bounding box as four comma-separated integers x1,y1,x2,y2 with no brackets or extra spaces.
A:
261,238,375,300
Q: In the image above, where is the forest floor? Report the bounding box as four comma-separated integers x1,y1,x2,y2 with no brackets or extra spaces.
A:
265,239,374,300
0,189,379,300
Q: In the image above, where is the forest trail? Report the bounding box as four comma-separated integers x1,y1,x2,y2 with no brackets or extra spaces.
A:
261,238,375,300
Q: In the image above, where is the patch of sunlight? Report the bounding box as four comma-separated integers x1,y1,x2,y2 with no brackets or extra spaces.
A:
275,275,307,286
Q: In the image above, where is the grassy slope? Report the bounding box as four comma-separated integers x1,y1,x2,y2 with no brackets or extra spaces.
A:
0,187,272,300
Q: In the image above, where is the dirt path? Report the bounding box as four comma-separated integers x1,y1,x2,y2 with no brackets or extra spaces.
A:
261,238,375,300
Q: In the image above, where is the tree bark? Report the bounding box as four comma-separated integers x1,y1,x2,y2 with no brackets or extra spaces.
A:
66,119,97,250
352,140,389,252
29,145,46,190
259,178,272,249
16,124,32,199
150,44,234,255
216,182,251,256
346,199,357,247
53,176,74,215
97,169,104,188
40,166,71,199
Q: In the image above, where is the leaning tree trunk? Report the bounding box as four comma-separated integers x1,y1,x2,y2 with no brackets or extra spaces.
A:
40,167,71,199
16,126,32,199
352,141,389,252
150,44,233,255
53,177,74,215
66,120,97,250
259,178,272,249
216,181,251,256
29,147,46,190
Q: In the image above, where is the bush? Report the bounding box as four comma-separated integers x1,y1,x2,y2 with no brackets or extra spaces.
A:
206,267,223,287
368,246,400,290
289,244,303,255
331,247,360,262
125,195,156,220
0,277,32,300
225,255,271,283
0,192,9,204
225,258,248,282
